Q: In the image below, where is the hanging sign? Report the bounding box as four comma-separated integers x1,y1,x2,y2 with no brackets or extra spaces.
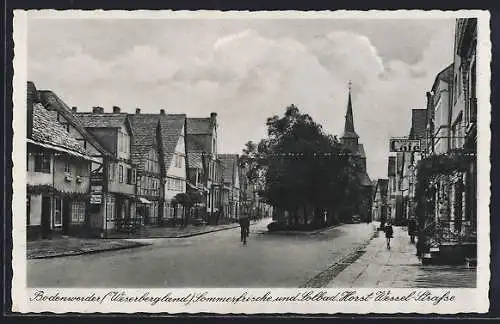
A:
389,138,421,152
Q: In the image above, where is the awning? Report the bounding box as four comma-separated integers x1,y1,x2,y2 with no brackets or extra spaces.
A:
27,139,101,162
187,182,198,190
138,197,152,204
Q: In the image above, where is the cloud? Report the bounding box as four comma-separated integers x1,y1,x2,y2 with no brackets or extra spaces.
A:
27,19,454,180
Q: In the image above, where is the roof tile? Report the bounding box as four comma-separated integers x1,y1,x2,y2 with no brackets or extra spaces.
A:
31,103,87,155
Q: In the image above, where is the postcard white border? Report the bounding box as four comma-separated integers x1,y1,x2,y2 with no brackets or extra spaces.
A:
11,9,491,314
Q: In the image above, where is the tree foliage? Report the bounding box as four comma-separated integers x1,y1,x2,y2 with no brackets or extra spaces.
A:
240,104,365,226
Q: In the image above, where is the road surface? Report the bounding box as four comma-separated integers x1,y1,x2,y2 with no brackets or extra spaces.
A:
28,219,376,288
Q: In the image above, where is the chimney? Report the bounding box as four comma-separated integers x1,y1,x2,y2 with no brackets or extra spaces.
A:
72,106,78,113
112,106,121,113
92,106,104,114
135,108,141,114
160,109,166,115
210,112,217,128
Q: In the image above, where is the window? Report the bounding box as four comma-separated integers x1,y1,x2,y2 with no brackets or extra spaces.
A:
54,198,63,227
106,196,115,221
126,168,132,184
64,161,71,173
71,201,86,222
167,178,183,191
34,153,51,173
132,169,136,185
119,165,124,183
109,164,115,181
174,154,183,168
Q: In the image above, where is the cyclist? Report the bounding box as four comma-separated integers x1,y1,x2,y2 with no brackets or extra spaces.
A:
239,214,250,245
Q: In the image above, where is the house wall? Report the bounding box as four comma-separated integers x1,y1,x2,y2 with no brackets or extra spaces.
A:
165,133,187,201
27,153,53,186
107,160,135,195
117,125,131,161
53,156,90,194
88,128,118,156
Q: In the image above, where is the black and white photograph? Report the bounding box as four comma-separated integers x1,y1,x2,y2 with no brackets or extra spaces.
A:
11,10,490,314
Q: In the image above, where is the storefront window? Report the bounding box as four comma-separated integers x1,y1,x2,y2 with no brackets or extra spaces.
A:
71,201,86,222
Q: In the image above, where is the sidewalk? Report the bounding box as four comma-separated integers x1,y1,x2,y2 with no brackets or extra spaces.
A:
27,238,150,260
327,224,477,288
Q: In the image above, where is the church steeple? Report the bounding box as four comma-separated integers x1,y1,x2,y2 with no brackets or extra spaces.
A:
341,81,359,141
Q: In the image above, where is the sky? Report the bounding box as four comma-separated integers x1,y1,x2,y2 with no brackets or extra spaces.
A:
27,16,455,180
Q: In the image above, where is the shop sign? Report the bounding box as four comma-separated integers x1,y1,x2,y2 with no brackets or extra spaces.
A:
389,138,421,152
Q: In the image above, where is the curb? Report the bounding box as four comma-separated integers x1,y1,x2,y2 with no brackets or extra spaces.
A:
169,224,241,238
27,242,151,260
265,223,343,236
141,221,263,239
301,228,379,288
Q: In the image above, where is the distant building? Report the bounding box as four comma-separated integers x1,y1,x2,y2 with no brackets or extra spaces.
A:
186,113,223,224
339,84,373,222
128,111,163,225
158,113,188,222
219,154,241,222
372,179,389,224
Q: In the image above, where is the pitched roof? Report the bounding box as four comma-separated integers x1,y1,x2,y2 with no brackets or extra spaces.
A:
76,112,130,130
159,114,186,175
187,117,213,135
409,109,427,140
431,63,454,92
30,102,87,155
187,152,204,169
38,90,111,157
186,134,208,152
128,114,161,171
219,154,239,184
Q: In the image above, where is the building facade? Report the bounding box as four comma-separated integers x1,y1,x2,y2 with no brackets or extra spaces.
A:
219,154,241,222
129,110,163,225
186,113,223,224
158,113,188,223
27,82,94,240
372,179,389,225
76,106,137,233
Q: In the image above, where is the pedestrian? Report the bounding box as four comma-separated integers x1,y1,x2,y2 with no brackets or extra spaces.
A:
239,214,250,245
384,221,394,250
408,218,417,244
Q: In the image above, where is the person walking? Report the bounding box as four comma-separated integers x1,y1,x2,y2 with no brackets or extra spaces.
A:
384,221,394,250
408,218,417,244
239,214,250,245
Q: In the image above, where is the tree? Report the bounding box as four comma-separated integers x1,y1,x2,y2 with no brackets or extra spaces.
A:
241,104,365,227
174,191,204,226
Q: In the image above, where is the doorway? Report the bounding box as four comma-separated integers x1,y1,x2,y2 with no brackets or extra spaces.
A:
41,196,51,239
62,198,71,234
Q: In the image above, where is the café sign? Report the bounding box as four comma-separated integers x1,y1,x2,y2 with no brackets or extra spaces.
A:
389,138,421,152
